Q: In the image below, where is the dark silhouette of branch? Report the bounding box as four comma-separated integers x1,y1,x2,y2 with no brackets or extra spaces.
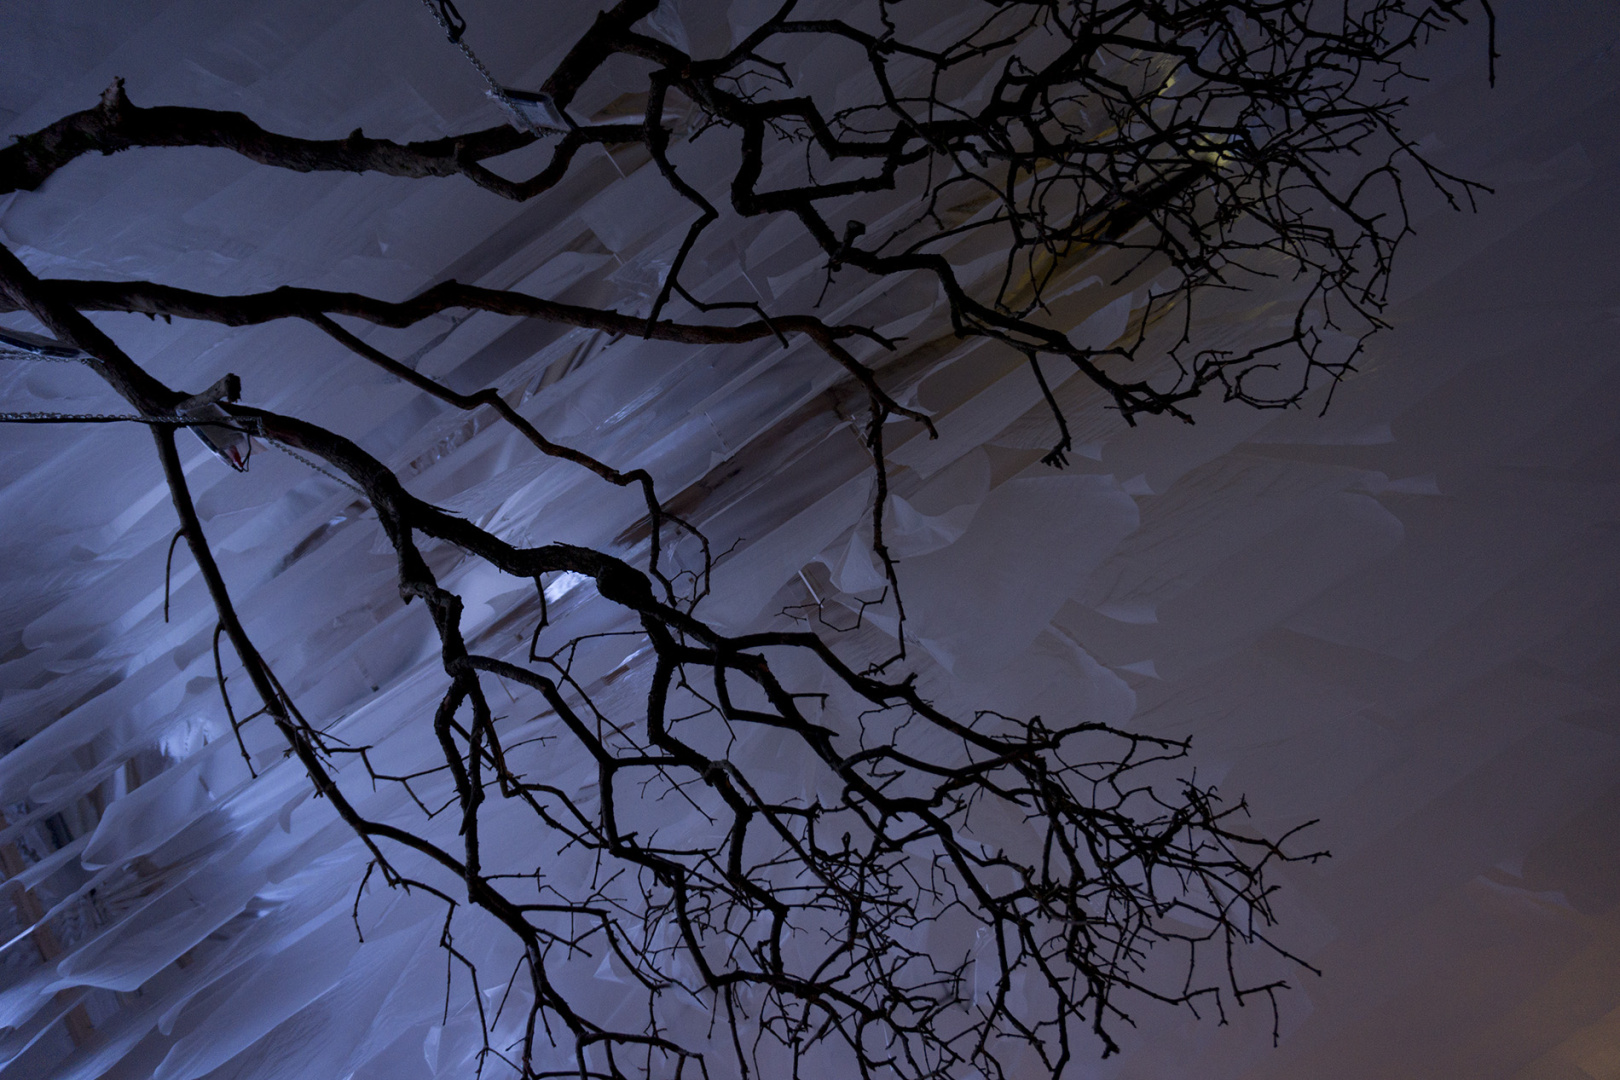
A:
0,1,1497,1075
0,198,1324,1080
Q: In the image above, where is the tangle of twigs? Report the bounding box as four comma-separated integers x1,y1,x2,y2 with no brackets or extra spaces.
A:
0,1,1494,1075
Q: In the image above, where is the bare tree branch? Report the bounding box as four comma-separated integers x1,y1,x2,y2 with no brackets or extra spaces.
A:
0,1,1497,1075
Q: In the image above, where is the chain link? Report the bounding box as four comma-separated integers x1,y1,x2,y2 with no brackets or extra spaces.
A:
263,438,368,495
0,410,190,423
3,261,363,496
0,348,81,364
0,409,366,494
416,0,565,134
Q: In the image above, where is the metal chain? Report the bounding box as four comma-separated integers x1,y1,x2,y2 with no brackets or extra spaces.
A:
419,0,503,98
416,0,563,134
0,346,85,364
0,409,365,494
0,410,191,423
3,277,362,494
263,438,368,496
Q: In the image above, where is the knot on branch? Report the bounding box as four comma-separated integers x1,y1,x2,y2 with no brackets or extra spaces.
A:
594,558,656,610
98,77,129,117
